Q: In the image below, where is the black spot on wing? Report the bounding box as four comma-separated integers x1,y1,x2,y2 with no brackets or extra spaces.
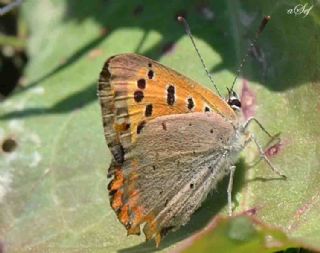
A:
167,85,175,105
145,104,153,117
134,90,144,102
137,121,146,134
137,79,146,89
148,70,154,79
111,144,125,164
187,97,194,110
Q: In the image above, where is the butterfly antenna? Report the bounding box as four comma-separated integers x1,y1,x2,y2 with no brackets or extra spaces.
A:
178,16,222,97
230,16,271,91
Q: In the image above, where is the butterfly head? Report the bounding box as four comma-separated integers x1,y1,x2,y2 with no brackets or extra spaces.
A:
227,88,241,112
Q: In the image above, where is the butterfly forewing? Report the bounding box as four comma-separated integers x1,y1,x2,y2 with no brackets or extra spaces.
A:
98,54,236,145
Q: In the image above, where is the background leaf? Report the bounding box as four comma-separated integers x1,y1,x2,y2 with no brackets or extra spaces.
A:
174,215,300,253
0,0,319,252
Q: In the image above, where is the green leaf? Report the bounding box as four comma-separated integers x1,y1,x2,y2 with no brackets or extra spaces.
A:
174,215,299,253
0,0,319,252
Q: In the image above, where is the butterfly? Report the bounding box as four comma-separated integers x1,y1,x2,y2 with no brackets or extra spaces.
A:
98,51,285,246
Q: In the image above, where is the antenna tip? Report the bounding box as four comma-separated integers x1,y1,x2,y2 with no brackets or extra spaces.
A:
177,16,184,22
258,15,271,34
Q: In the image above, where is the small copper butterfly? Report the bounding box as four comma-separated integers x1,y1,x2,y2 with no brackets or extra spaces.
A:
98,16,285,246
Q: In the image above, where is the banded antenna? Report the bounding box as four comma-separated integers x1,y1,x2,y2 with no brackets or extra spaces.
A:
178,16,222,97
0,0,23,16
230,16,271,91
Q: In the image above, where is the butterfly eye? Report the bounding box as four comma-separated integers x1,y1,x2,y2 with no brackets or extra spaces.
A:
227,90,241,111
228,97,241,111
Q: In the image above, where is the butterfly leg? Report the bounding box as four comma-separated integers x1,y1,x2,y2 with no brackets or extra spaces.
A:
247,132,281,168
242,117,286,178
243,117,279,140
227,165,236,216
248,133,286,179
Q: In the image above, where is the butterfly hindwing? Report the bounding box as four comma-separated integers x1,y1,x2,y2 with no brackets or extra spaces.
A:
109,112,235,245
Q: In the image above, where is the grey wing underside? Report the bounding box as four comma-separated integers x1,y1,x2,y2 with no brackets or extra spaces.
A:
121,112,235,237
137,148,230,234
